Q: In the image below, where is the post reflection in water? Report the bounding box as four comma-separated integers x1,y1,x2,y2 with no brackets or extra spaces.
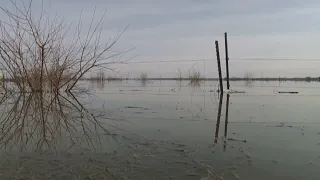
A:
90,80,106,90
224,94,230,151
214,93,230,151
0,91,115,152
214,93,223,144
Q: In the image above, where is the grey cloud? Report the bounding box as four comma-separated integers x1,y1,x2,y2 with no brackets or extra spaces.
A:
2,0,320,78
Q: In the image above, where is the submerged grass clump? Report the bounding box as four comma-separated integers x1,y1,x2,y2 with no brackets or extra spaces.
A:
107,76,123,81
88,70,123,82
189,70,202,81
140,72,148,82
188,70,203,88
189,70,203,84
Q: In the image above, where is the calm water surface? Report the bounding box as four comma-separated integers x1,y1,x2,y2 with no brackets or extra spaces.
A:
1,80,320,179
89,80,320,180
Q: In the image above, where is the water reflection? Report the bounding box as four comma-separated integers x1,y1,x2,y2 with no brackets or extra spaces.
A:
214,93,223,144
96,80,105,90
175,80,183,92
188,80,202,89
0,91,113,152
244,79,254,87
214,93,230,151
224,94,230,151
89,80,106,90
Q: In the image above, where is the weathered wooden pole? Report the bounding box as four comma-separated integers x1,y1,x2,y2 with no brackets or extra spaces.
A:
224,32,230,90
215,41,224,93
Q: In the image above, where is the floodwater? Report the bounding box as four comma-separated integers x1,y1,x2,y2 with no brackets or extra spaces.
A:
1,80,320,179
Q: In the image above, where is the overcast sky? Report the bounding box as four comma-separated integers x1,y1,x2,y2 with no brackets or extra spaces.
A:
5,0,320,78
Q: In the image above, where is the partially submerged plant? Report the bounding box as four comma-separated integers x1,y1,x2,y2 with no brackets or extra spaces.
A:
0,1,127,93
189,70,202,81
176,69,183,81
107,75,123,81
140,72,148,82
244,72,254,81
243,72,254,87
188,70,203,89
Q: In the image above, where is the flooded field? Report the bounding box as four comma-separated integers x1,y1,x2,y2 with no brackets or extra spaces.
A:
1,80,320,179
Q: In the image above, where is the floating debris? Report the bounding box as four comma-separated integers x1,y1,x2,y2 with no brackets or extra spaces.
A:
225,89,245,94
118,89,143,92
187,173,198,176
267,124,293,128
200,171,214,180
245,153,252,159
169,148,187,153
267,123,303,129
278,91,298,94
216,89,245,93
228,138,247,143
232,171,240,180
124,106,149,110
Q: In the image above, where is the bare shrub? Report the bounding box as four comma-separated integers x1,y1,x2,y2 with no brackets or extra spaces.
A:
140,72,148,82
244,72,254,80
189,70,202,81
0,1,127,92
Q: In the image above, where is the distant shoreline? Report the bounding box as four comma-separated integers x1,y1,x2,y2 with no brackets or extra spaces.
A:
81,77,320,82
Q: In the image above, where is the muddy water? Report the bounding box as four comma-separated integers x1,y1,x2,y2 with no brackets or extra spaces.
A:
0,80,320,179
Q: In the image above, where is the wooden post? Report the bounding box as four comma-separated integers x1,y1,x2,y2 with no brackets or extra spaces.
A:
215,41,224,93
214,93,224,144
223,94,230,151
224,32,230,90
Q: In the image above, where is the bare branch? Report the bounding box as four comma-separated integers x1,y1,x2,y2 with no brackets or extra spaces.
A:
0,0,128,92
